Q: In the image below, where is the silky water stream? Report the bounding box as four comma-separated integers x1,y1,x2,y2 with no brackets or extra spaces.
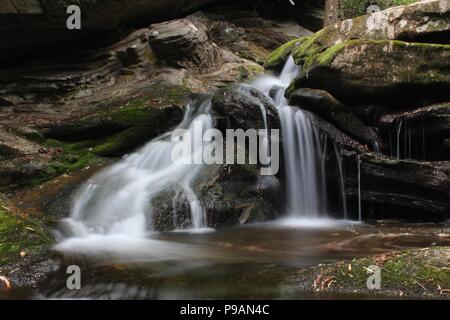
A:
6,58,449,300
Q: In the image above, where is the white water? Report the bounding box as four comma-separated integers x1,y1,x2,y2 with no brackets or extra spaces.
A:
57,56,351,257
252,57,327,217
59,99,213,244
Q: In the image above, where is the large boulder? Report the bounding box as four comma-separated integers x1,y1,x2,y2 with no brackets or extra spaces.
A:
212,84,280,131
287,40,450,105
149,18,222,71
265,0,450,71
149,86,283,231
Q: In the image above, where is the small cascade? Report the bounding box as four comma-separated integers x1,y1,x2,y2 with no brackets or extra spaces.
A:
252,57,327,217
393,119,416,160
61,99,213,238
60,55,354,249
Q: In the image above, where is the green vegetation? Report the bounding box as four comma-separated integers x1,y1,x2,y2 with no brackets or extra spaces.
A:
286,39,450,96
297,247,450,297
264,38,304,70
0,200,54,265
26,140,102,187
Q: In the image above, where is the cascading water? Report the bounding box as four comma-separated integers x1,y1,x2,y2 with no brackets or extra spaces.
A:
60,99,213,242
252,57,327,217
58,56,348,256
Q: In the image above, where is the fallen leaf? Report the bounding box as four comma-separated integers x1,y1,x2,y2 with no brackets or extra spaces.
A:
0,276,11,290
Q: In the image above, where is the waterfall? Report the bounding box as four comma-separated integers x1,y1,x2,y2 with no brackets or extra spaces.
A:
61,99,213,239
252,57,326,217
59,55,349,251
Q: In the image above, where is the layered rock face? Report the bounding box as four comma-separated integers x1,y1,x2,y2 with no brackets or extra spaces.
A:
149,17,223,71
0,0,231,59
266,0,450,220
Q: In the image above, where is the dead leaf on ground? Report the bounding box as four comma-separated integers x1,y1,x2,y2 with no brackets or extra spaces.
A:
0,276,12,290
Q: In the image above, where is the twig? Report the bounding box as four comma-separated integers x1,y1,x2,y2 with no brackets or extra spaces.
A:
413,280,427,291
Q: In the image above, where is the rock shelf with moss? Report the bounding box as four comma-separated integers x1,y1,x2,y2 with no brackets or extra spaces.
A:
287,40,450,104
0,199,54,266
296,247,450,298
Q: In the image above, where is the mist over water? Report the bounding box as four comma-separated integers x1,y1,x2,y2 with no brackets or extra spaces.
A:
57,57,343,260
57,100,214,255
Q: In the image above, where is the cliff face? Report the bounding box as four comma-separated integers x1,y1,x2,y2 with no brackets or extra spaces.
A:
0,0,233,59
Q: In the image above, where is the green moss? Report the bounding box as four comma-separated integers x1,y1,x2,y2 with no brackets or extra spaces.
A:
110,105,161,127
289,39,450,93
0,200,54,265
26,151,101,187
292,29,327,65
299,247,450,297
264,38,304,70
92,126,157,156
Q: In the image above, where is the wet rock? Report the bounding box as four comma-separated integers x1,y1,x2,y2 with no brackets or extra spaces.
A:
440,138,450,160
212,84,280,132
289,88,380,146
194,164,279,228
150,190,192,232
379,103,450,137
308,111,369,153
327,150,450,220
149,164,280,231
149,18,223,71
378,103,450,160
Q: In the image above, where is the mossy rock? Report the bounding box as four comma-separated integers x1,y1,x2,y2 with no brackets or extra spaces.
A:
287,40,450,105
0,199,54,266
296,247,450,298
264,38,305,70
288,0,450,76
